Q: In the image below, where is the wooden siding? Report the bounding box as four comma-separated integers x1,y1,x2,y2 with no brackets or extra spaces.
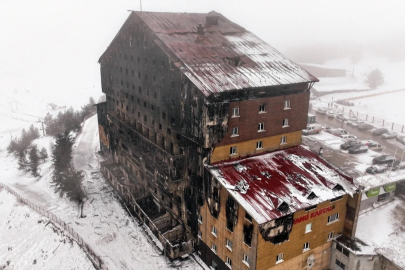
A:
210,131,302,163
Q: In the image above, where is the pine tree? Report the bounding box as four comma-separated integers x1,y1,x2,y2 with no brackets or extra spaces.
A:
39,147,48,161
51,131,85,201
17,151,28,171
29,145,40,177
365,69,385,90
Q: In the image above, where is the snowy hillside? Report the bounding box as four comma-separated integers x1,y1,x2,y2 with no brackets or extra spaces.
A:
0,189,94,270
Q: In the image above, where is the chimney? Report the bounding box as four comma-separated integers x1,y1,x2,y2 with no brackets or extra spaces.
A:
197,24,204,35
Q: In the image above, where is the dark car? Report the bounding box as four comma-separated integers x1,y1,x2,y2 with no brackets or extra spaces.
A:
348,145,368,154
382,131,398,139
366,165,388,174
372,128,388,136
397,135,405,145
372,155,396,165
340,141,361,150
388,161,405,171
357,123,374,130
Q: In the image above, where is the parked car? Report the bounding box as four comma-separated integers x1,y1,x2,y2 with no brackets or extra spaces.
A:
326,128,348,136
366,165,388,174
335,113,348,121
327,110,335,118
361,140,382,152
340,134,357,141
368,143,383,152
357,123,374,131
372,155,396,165
382,131,398,139
348,145,368,154
372,128,389,136
347,120,364,127
340,140,362,150
336,100,354,106
397,135,405,145
390,161,405,171
316,108,327,115
302,124,323,135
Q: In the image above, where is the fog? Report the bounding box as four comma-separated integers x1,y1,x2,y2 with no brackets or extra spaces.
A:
1,0,404,106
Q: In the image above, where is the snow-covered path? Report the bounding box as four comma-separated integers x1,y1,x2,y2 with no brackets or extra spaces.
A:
69,115,201,269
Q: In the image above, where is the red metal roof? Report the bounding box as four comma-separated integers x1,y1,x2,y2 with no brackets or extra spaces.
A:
136,11,318,96
206,145,355,224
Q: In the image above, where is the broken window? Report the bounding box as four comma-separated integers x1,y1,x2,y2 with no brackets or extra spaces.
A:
230,146,237,155
245,212,252,222
243,224,253,246
226,196,238,232
303,242,310,251
336,243,350,257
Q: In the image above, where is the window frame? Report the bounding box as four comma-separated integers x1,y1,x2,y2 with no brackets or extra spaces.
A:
305,223,312,234
211,243,217,254
231,127,239,137
226,238,233,251
276,253,284,264
284,100,291,109
281,136,287,145
259,104,266,113
232,107,240,117
258,122,265,132
243,254,250,266
226,257,232,269
282,118,289,127
211,226,217,237
328,213,339,224
230,146,237,155
256,141,263,149
303,242,310,252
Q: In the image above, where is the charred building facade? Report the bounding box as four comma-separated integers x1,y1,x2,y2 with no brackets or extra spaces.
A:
96,10,354,267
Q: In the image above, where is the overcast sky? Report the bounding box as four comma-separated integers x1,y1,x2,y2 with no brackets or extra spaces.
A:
1,0,404,106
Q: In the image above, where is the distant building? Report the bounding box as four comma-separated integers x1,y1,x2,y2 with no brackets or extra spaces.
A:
96,10,356,268
299,63,347,78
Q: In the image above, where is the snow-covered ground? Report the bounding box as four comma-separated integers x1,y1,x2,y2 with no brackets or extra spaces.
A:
0,115,202,269
356,198,405,269
311,57,405,93
0,189,94,270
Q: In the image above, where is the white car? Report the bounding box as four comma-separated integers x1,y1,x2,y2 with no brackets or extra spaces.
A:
340,134,357,141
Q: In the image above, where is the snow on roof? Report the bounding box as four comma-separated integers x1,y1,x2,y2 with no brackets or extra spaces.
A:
355,198,405,268
132,11,318,96
355,170,405,191
207,145,356,224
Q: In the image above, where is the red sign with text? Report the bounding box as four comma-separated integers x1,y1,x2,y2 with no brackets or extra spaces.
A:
293,206,333,225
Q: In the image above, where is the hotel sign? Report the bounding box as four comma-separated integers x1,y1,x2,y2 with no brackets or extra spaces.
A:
293,206,334,225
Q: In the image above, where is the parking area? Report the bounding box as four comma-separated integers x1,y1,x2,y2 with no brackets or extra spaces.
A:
302,113,405,179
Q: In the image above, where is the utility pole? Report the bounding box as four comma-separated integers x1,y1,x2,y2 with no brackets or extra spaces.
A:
38,118,46,136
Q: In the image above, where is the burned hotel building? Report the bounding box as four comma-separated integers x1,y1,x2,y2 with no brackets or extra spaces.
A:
97,11,356,269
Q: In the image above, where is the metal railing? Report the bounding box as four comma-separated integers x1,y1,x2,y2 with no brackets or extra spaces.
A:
0,183,107,270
